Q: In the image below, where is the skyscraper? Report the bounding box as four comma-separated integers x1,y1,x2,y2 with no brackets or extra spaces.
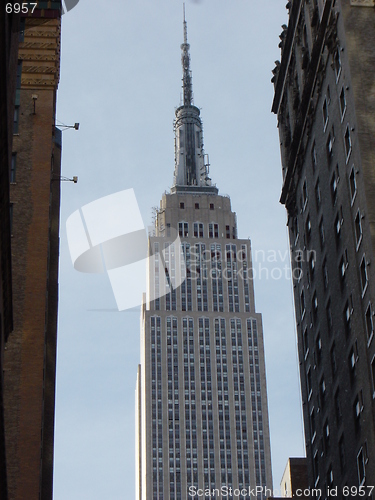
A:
272,0,375,493
136,12,272,500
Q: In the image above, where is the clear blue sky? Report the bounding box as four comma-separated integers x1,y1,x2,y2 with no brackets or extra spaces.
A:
54,1,305,498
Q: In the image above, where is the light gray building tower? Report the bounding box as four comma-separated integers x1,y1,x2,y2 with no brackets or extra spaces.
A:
136,12,273,500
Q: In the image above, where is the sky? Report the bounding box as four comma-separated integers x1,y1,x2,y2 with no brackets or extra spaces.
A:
53,1,305,498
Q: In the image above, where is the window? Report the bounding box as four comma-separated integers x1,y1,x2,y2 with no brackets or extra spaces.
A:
306,215,312,242
360,256,368,294
334,213,341,239
301,289,306,318
311,142,317,170
209,223,218,238
179,222,188,237
304,327,309,358
308,252,315,278
307,367,312,399
349,342,358,377
316,334,322,364
344,300,352,334
225,225,230,239
334,48,341,81
371,356,375,397
339,250,348,282
13,106,19,134
319,376,326,405
357,447,366,486
312,291,318,317
326,299,333,332
10,153,16,183
210,203,214,210
349,167,357,203
322,98,328,130
319,218,325,247
302,180,308,210
330,343,337,376
315,179,321,209
344,126,352,161
354,391,363,420
340,87,346,119
326,131,334,161
355,211,362,248
310,407,316,441
365,304,374,342
193,223,203,238
180,202,185,209
194,203,199,209
322,259,329,289
327,466,334,487
330,172,338,205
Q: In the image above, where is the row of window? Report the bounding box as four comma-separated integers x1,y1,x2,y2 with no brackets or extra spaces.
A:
178,221,236,240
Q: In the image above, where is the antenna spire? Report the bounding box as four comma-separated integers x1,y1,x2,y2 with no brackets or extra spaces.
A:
181,3,193,106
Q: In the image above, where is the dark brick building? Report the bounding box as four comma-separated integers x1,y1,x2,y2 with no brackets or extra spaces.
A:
2,3,62,499
272,0,375,496
0,5,19,499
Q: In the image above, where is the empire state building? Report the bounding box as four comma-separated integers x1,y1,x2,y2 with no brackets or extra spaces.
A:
136,12,273,500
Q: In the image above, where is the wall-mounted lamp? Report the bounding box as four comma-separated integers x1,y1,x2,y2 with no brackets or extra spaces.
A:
57,122,80,131
52,175,78,183
32,94,38,114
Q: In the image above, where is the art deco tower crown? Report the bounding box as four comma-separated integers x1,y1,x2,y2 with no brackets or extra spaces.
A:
172,6,216,192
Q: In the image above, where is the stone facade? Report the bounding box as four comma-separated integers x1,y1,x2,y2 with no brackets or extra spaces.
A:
272,0,375,493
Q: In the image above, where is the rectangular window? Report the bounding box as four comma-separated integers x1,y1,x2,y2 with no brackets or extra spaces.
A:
302,180,308,210
340,87,346,119
180,202,185,209
214,224,218,238
334,48,341,81
355,211,362,248
300,289,306,319
326,299,333,332
226,225,230,239
315,179,321,209
210,203,214,210
360,256,368,295
322,98,328,130
307,368,312,399
179,222,188,237
10,153,16,183
13,106,19,134
357,447,366,486
194,203,199,209
326,131,334,161
371,356,375,397
319,218,325,247
349,167,357,203
322,259,329,289
330,172,338,205
344,126,352,161
311,142,317,171
303,327,309,358
306,215,312,242
310,407,316,441
330,343,337,376
366,304,374,342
